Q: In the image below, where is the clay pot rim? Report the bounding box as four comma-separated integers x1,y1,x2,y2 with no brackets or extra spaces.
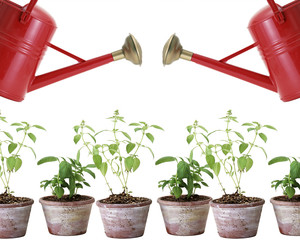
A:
270,195,300,206
39,195,95,206
96,198,152,208
0,198,34,208
157,195,212,206
210,198,265,208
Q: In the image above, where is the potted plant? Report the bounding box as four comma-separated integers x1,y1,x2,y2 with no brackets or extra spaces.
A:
0,113,45,238
155,154,213,236
74,110,163,238
268,156,300,236
189,110,276,238
38,156,95,236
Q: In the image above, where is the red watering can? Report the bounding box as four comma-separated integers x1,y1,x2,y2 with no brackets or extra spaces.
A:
0,0,142,102
163,0,300,102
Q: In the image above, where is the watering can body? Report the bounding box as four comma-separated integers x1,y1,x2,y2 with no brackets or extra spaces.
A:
0,0,142,102
0,0,56,101
163,0,300,102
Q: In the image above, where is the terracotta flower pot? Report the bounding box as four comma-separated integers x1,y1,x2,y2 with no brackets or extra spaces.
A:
96,198,152,238
210,198,265,238
157,195,212,236
0,198,33,238
39,195,94,236
271,195,300,236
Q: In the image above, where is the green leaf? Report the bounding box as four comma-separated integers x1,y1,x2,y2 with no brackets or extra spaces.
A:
290,161,300,179
177,161,190,179
239,143,248,154
126,143,136,154
82,168,95,179
11,123,22,127
172,186,182,199
69,175,76,198
109,144,118,155
8,143,18,154
263,125,277,131
100,162,108,176
150,125,164,131
247,128,256,132
259,133,267,143
16,128,24,132
85,125,95,133
213,162,221,176
234,131,244,141
88,133,96,143
285,186,295,199
54,187,64,199
73,125,80,133
245,158,253,172
132,158,140,172
202,168,214,179
26,146,36,158
6,157,16,171
129,123,140,126
125,157,134,171
187,134,194,144
155,156,176,165
121,131,131,140
3,132,13,141
206,155,215,169
73,134,81,144
134,128,142,132
268,156,289,165
186,125,193,133
59,161,73,179
146,133,154,143
75,173,84,182
238,157,247,171
222,144,231,155
197,125,208,133
242,123,253,127
93,155,102,169
28,133,36,143
187,175,193,197
14,158,22,172
83,182,91,187
193,174,202,182
32,125,46,131
37,156,58,165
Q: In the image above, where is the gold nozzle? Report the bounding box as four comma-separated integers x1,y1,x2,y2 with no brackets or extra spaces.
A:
162,34,193,65
112,34,142,65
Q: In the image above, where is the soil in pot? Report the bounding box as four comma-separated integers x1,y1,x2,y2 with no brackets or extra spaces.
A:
210,192,265,238
40,194,94,236
97,193,152,238
0,192,34,238
271,195,300,236
158,194,212,236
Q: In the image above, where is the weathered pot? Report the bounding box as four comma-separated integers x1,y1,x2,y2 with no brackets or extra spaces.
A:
96,198,152,238
210,198,265,238
271,195,300,236
0,198,33,238
157,195,212,236
39,195,94,236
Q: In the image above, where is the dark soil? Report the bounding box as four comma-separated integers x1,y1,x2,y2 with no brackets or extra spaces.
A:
43,194,91,202
100,192,149,204
213,192,262,204
161,194,209,202
0,192,31,204
274,195,300,202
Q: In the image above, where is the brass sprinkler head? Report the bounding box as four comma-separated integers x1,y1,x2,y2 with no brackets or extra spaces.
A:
162,34,193,65
112,34,142,65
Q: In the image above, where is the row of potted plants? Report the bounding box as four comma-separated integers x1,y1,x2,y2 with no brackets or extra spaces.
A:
0,110,299,238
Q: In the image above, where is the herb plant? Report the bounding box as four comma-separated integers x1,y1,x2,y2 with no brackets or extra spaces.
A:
38,156,95,199
155,156,213,199
268,156,300,199
187,110,276,195
74,110,163,195
0,113,45,195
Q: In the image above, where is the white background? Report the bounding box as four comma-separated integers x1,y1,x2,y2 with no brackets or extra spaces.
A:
1,0,300,239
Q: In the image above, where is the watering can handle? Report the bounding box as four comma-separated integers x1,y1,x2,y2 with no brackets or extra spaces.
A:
267,0,285,24
20,0,38,24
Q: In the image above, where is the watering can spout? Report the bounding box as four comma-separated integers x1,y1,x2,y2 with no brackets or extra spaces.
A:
28,34,142,92
163,34,277,92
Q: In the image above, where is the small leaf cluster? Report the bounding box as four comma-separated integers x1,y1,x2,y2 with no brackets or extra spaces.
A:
187,110,276,194
156,156,213,199
0,114,45,195
38,156,95,199
74,110,163,194
269,156,300,199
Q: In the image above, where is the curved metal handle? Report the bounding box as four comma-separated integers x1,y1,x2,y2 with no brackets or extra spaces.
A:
20,0,38,24
267,0,285,24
